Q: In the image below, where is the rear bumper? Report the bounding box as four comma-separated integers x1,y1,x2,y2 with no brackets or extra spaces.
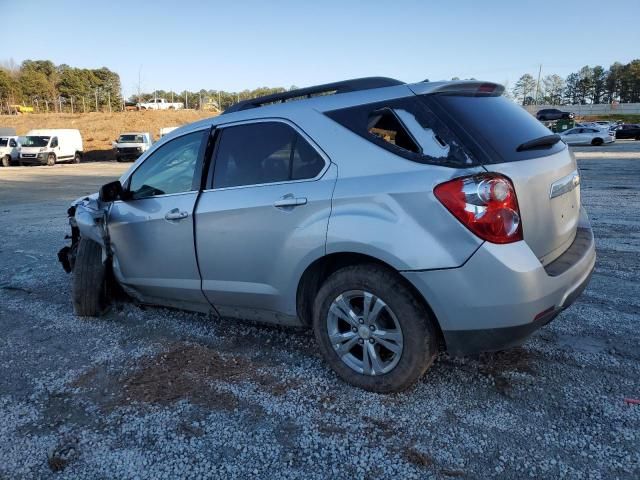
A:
402,209,596,356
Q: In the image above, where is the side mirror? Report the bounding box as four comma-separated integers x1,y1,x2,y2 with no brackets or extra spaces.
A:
99,180,124,202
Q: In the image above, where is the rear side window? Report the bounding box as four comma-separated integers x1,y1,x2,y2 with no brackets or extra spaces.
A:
326,97,477,167
212,122,325,188
424,95,566,163
367,109,420,154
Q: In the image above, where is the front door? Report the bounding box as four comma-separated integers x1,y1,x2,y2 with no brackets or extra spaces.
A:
195,120,336,323
107,129,211,312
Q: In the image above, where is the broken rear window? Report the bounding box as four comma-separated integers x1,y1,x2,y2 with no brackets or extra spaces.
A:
325,96,477,167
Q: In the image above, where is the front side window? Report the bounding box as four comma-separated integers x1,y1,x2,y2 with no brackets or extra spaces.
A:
9,139,17,147
212,122,325,189
128,130,205,200
51,137,58,148
0,139,7,147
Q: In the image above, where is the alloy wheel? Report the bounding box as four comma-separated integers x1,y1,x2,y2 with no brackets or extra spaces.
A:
326,290,403,376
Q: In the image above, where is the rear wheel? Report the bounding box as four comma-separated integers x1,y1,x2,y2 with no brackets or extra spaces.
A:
47,153,56,166
1,155,10,167
73,152,81,163
591,138,604,146
72,238,107,316
313,264,437,393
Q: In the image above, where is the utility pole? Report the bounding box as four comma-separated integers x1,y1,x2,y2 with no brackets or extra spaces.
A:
82,96,86,113
186,91,188,109
107,91,112,113
59,96,63,113
95,89,99,112
535,64,542,105
70,96,74,114
137,66,142,105
199,92,202,110
218,91,221,110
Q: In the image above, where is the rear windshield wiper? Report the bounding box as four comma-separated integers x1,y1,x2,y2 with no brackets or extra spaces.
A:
516,134,561,152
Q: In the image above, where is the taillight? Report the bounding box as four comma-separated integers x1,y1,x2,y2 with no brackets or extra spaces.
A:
434,173,523,244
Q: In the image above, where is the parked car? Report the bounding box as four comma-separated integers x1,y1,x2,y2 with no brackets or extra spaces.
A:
560,127,615,146
137,98,184,110
536,108,574,121
614,124,640,140
0,135,20,167
19,129,83,166
59,78,595,393
113,132,153,162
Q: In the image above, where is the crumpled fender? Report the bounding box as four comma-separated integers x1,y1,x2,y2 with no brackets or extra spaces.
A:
71,195,111,256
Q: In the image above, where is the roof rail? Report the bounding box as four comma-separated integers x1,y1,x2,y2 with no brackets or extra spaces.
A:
222,77,405,115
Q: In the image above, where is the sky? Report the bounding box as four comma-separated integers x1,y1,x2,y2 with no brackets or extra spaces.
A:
3,0,640,98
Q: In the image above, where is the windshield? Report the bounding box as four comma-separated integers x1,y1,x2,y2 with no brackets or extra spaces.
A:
21,136,50,147
118,134,145,143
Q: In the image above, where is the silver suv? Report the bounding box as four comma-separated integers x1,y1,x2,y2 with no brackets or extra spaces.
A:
60,78,596,392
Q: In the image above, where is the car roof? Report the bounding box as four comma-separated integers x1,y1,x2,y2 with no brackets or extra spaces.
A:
178,78,504,134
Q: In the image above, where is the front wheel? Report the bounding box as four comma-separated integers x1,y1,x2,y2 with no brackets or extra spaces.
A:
313,264,438,393
72,238,107,316
1,155,10,167
47,153,56,166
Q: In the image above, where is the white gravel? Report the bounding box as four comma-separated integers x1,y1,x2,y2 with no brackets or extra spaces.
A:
0,153,639,479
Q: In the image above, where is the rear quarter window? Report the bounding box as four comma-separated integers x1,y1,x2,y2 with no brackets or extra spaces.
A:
423,95,566,164
326,97,478,167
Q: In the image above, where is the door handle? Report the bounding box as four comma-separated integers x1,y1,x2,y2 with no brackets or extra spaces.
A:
273,195,307,208
164,208,189,220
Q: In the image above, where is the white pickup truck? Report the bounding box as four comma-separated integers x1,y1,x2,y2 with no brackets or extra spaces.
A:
136,98,184,110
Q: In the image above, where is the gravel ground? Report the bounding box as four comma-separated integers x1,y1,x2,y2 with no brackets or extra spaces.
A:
1,142,639,479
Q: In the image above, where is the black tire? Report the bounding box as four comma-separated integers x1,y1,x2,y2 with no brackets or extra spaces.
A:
116,156,123,162
313,264,438,393
591,138,604,146
73,152,81,164
47,153,56,166
1,155,10,167
72,238,107,316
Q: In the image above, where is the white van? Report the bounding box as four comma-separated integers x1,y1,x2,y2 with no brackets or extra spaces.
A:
19,129,83,166
0,136,20,167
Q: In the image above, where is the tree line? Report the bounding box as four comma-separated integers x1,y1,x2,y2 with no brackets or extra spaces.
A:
3,58,640,114
0,58,296,114
132,86,295,111
0,60,122,113
512,59,640,106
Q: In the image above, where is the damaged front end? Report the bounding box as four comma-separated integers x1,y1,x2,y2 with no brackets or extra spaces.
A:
58,195,111,273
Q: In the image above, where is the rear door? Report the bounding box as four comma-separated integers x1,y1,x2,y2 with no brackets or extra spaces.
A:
195,120,336,322
424,94,581,265
107,129,211,310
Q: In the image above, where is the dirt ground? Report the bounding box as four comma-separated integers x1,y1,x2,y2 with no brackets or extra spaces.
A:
0,142,639,479
0,110,215,161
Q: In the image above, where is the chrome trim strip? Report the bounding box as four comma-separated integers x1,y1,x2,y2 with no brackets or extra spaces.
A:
550,170,580,199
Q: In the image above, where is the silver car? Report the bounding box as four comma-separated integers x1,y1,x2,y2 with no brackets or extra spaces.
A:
59,78,595,392
560,127,615,146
